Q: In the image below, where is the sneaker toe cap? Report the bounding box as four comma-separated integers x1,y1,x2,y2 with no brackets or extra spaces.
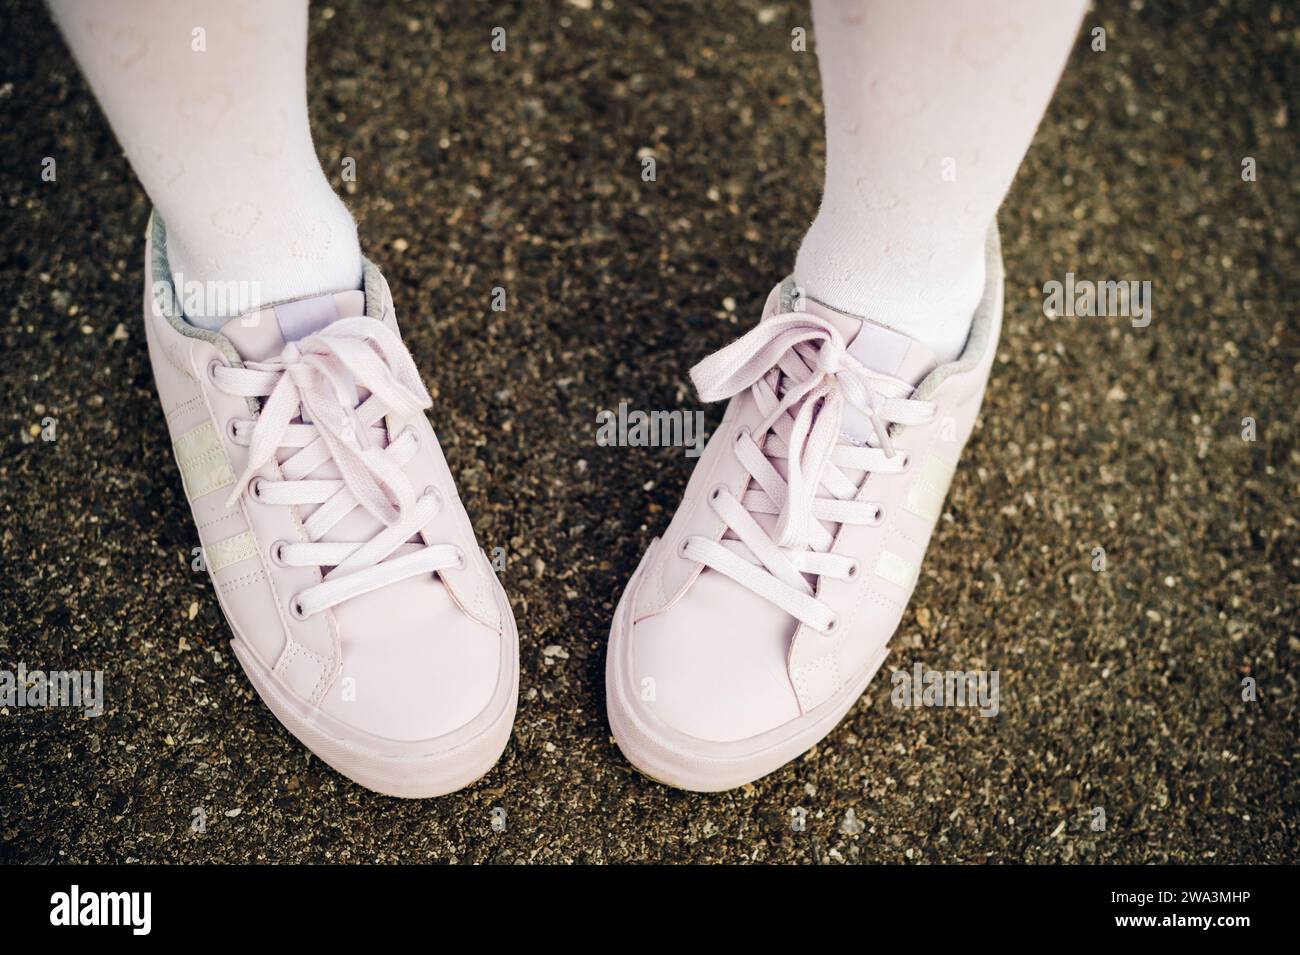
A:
631,571,801,743
320,577,502,742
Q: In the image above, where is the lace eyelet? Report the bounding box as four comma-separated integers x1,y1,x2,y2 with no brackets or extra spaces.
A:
206,358,223,387
870,505,886,527
270,540,289,567
452,546,467,571
709,484,726,503
821,614,841,636
734,426,750,445
897,452,912,474
405,425,421,451
247,478,266,502
678,537,693,559
845,559,860,580
288,596,309,621
226,419,241,443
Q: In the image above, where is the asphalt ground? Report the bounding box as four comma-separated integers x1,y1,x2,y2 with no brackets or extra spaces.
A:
0,0,1296,862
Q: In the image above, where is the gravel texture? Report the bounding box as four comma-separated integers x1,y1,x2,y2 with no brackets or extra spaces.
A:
0,0,1296,863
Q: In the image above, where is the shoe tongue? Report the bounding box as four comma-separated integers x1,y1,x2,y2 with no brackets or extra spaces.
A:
219,287,387,551
796,296,937,384
795,295,938,444
220,289,367,362
719,284,939,575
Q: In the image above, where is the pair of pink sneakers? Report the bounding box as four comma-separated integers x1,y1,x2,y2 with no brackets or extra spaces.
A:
143,212,1003,796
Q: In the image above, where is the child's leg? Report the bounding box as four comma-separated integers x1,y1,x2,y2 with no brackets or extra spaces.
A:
50,0,361,328
795,0,1087,362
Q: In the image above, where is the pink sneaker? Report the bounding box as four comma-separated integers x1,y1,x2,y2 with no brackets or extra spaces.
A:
606,227,1004,791
143,213,518,798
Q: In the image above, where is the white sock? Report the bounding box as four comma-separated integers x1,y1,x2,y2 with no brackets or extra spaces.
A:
796,0,1086,362
50,0,362,330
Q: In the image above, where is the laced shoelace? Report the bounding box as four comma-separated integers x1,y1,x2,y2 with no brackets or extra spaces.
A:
210,317,462,619
684,310,937,634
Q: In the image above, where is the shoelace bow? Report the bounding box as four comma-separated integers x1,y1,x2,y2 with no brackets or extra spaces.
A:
685,310,936,633
212,317,461,618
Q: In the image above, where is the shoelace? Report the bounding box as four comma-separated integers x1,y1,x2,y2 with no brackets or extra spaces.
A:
211,317,462,619
684,310,936,634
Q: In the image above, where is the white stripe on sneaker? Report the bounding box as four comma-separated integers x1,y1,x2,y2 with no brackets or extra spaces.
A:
173,420,234,501
903,454,955,523
874,550,919,590
205,531,258,572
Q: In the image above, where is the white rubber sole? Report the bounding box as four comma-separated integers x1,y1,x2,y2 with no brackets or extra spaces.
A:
230,571,519,799
606,539,890,792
